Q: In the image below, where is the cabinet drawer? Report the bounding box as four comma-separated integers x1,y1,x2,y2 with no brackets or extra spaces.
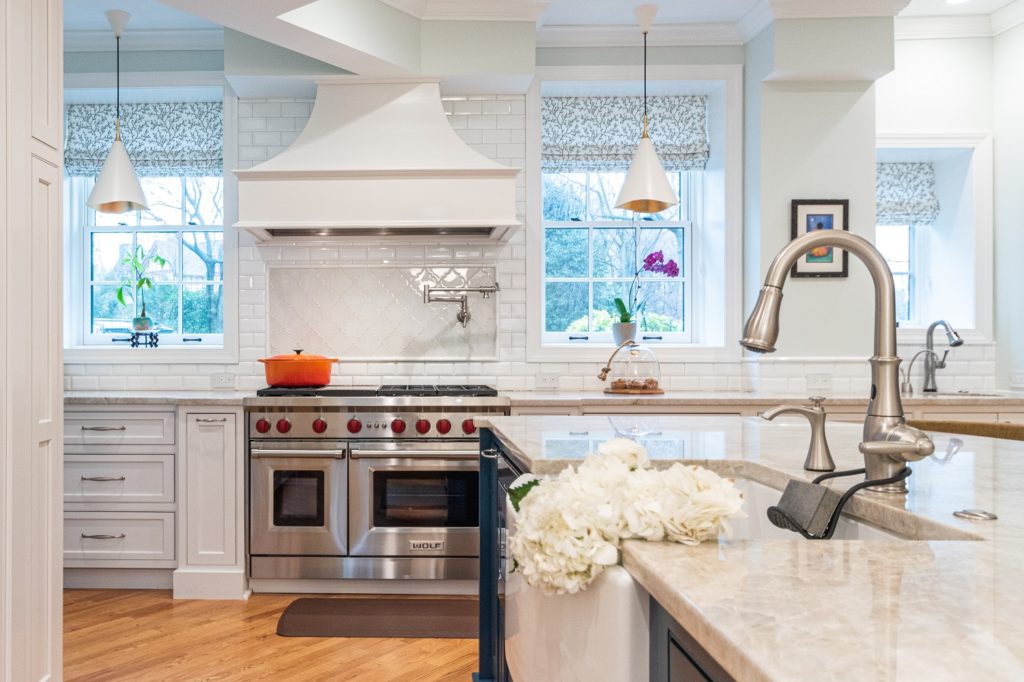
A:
65,412,175,446
922,411,997,423
64,455,174,504
64,512,175,562
998,413,1024,425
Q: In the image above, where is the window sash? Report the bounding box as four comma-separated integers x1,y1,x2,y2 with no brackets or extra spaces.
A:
542,220,692,345
83,225,224,346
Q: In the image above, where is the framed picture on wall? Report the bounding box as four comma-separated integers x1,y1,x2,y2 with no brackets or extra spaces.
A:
790,199,850,278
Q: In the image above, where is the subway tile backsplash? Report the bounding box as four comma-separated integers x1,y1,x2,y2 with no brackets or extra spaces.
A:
63,95,999,394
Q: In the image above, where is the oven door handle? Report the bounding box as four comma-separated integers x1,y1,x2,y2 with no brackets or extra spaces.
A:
349,450,478,460
250,449,346,459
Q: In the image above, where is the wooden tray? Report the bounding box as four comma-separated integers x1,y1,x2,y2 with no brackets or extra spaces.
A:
603,388,665,395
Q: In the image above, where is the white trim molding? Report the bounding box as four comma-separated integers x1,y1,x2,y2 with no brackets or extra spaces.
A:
739,0,912,41
378,0,547,22
894,15,996,40
993,0,1024,35
64,28,224,52
536,23,744,48
525,64,744,365
876,131,996,344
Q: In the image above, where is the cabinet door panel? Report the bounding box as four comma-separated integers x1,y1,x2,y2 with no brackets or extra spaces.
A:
30,0,61,148
185,413,237,566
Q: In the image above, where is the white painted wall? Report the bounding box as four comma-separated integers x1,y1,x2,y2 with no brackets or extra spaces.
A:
994,23,1024,387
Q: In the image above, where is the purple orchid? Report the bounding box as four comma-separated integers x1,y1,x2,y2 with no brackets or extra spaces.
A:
613,248,681,324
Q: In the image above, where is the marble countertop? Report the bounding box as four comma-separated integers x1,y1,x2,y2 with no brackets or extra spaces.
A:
64,390,248,405
63,388,1024,407
477,414,1024,681
506,389,1024,407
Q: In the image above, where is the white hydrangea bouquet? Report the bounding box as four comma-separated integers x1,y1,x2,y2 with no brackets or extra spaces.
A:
507,438,745,595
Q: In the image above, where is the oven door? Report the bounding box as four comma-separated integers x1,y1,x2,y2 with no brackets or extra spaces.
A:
250,441,347,557
349,443,479,558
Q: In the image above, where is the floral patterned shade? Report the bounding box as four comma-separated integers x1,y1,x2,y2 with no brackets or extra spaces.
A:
876,162,940,224
541,96,709,172
65,101,223,177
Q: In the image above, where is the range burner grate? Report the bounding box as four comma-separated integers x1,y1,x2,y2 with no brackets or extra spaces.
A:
254,384,499,398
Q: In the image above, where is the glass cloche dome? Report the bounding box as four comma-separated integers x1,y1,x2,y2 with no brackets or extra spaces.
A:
599,341,663,394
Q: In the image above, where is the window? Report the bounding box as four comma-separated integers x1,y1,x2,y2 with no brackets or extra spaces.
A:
542,170,692,344
876,223,915,324
70,175,224,346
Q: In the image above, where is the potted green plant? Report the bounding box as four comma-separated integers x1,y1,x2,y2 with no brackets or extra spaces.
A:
117,244,168,332
612,250,680,344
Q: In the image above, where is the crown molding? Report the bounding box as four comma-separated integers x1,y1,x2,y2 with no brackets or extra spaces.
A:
64,28,224,52
536,23,744,48
894,15,994,40
378,0,547,22
992,0,1024,35
738,0,911,42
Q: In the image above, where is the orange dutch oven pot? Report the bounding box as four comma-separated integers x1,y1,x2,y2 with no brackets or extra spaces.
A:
258,350,339,387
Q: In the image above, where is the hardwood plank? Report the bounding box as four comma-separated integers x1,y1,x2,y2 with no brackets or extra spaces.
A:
64,590,478,681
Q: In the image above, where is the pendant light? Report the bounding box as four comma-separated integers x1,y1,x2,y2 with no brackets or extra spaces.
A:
615,4,678,214
88,9,148,214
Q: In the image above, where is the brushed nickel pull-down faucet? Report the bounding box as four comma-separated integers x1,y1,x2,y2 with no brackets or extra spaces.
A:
741,230,934,493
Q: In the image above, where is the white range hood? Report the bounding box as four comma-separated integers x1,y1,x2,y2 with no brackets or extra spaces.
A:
235,77,521,242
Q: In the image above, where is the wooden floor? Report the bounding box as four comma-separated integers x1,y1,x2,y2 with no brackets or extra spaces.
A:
64,590,478,682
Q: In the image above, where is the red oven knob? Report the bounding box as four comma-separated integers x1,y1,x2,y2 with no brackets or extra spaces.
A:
462,419,477,435
391,418,407,434
347,418,362,434
436,418,452,435
312,418,328,434
415,419,431,434
276,418,291,434
255,418,271,434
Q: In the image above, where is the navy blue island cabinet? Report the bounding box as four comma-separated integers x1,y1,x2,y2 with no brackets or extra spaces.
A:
475,426,734,682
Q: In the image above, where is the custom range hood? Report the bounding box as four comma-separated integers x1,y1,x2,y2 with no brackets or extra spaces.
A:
235,77,521,242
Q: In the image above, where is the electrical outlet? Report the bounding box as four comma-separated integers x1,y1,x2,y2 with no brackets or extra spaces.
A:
535,374,559,390
806,373,833,392
211,373,236,390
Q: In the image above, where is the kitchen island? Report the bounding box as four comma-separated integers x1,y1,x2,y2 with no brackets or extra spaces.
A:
477,414,1024,681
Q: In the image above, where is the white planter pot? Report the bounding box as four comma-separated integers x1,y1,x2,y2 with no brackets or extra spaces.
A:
612,322,637,345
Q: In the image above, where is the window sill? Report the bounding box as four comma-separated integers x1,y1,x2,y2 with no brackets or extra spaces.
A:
526,342,740,364
896,328,994,346
64,346,238,365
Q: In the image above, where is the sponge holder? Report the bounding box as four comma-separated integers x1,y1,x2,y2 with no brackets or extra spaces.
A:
766,467,912,540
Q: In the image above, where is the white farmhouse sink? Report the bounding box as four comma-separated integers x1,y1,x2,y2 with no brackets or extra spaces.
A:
504,477,904,682
727,478,903,541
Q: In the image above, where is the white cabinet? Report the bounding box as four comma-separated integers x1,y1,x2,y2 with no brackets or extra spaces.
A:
63,407,178,576
174,408,247,599
64,454,175,504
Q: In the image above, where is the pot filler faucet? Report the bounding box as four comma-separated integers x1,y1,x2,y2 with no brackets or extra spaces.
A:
741,230,934,493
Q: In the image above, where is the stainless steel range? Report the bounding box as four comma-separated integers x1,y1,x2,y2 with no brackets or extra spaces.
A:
244,385,509,581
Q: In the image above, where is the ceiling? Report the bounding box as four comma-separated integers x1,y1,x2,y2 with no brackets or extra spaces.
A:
900,0,1017,17
64,0,219,31
537,0,759,27
62,0,1022,39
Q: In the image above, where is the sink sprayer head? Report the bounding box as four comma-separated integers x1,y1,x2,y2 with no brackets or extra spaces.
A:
740,285,783,353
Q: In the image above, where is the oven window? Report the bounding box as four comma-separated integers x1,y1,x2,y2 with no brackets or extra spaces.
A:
273,471,325,527
373,471,479,528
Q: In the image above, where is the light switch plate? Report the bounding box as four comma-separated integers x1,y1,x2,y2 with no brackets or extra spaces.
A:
806,373,833,392
535,374,559,390
211,373,236,390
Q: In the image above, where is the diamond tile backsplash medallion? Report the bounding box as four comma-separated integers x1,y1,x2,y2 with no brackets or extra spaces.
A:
268,265,499,361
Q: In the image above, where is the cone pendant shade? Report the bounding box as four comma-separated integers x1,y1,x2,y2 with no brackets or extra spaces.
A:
88,128,148,214
615,130,677,213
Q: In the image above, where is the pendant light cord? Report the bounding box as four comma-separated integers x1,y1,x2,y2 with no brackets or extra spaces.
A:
643,30,648,131
116,35,120,122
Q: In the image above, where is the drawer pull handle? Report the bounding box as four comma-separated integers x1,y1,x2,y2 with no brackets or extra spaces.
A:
81,425,127,431
81,533,126,540
195,417,227,423
81,476,126,482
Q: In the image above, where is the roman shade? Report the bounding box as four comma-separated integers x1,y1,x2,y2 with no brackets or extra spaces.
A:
876,162,940,224
65,101,223,177
541,95,709,172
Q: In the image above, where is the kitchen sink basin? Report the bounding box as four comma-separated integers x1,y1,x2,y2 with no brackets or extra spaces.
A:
726,478,905,541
